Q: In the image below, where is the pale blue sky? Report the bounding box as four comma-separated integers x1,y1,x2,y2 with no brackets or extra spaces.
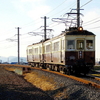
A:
0,0,100,60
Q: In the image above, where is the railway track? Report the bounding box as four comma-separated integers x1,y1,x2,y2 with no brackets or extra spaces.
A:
1,64,100,89
39,67,100,89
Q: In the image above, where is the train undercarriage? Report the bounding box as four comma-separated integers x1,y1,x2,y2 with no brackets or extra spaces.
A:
28,61,93,75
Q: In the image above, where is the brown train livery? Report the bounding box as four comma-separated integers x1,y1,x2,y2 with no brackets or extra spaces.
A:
27,27,95,75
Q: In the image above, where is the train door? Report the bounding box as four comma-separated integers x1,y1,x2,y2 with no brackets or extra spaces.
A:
77,40,84,59
61,39,65,63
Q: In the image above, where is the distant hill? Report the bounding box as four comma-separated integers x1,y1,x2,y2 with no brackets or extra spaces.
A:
0,56,27,63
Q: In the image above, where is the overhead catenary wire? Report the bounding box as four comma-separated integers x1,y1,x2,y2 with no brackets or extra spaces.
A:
1,0,100,52
21,0,77,31
85,26,100,30
83,16,100,25
17,0,70,29
46,0,69,15
1,0,77,43
1,0,97,42
83,19,100,27
50,0,93,28
47,3,78,30
26,1,78,39
0,43,17,50
0,0,93,37
80,0,92,8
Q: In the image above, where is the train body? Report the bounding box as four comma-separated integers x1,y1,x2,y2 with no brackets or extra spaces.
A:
27,27,95,75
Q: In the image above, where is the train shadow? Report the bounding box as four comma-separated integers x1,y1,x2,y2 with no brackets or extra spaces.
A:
46,84,88,100
0,83,53,100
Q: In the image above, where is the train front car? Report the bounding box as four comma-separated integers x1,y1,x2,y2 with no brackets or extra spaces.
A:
65,27,95,75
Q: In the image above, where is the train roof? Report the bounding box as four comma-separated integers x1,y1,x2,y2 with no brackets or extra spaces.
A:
27,39,50,47
27,29,95,47
65,30,95,35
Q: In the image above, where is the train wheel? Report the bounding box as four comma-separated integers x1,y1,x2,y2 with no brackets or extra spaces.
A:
31,64,34,67
46,64,49,70
60,67,64,74
54,66,58,71
31,63,35,67
60,70,64,74
47,67,50,70
39,63,42,69
48,65,52,70
36,63,39,67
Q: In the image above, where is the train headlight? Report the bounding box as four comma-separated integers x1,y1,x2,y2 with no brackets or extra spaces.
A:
78,27,83,31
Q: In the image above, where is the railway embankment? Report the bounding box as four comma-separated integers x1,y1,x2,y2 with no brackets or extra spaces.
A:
0,66,54,100
1,65,100,100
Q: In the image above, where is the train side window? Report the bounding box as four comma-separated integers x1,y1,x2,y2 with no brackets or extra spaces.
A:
46,44,51,52
77,40,84,50
53,41,59,51
62,40,65,50
67,40,75,49
86,40,93,49
39,47,42,53
34,48,38,54
29,49,32,54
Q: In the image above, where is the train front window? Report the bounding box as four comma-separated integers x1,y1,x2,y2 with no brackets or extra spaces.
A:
67,40,75,49
77,40,84,50
86,40,93,49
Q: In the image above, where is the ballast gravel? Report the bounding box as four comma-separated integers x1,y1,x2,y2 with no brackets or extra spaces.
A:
0,66,54,100
32,69,100,100
1,65,100,100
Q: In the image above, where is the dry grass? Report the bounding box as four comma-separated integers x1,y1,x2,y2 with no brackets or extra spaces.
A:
24,72,57,91
4,67,15,71
4,67,57,91
4,66,68,99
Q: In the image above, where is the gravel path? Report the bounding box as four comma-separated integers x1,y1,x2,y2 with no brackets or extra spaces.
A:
0,66,54,100
32,69,100,100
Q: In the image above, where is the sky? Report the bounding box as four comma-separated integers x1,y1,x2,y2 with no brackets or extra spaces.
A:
0,0,100,61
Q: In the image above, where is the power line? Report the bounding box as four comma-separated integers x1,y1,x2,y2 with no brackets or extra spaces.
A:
83,19,100,26
47,2,77,30
0,43,17,50
48,1,76,18
46,0,69,15
1,1,77,41
83,17,100,25
20,0,77,30
1,0,96,47
17,0,69,29
85,26,100,30
80,0,92,8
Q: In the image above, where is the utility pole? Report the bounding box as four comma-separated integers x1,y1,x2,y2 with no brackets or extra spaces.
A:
16,27,21,64
41,16,49,40
77,0,80,27
44,16,46,40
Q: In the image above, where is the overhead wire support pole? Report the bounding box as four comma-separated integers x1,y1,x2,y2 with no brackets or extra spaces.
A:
77,0,80,28
15,27,21,64
44,16,46,40
41,16,49,41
